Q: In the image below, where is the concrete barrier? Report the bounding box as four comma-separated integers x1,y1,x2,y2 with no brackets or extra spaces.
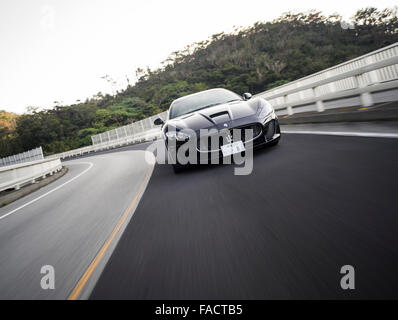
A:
0,158,62,192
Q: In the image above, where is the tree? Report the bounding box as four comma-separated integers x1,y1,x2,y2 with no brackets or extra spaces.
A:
2,8,397,157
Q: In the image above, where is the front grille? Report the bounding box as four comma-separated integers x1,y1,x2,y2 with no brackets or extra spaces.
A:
238,123,262,142
197,123,262,151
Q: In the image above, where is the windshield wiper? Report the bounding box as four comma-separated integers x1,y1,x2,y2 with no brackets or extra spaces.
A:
202,103,222,109
192,103,222,112
225,99,242,103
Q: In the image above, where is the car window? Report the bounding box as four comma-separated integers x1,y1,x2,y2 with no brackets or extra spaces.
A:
169,89,241,119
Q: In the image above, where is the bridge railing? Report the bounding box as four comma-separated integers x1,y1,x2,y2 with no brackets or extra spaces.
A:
0,158,62,192
47,43,398,160
91,111,168,146
0,147,44,167
254,42,398,116
47,111,168,160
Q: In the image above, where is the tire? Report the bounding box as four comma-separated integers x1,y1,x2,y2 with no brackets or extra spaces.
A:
166,147,185,173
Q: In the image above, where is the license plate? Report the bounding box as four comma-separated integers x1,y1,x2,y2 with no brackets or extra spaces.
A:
221,140,245,157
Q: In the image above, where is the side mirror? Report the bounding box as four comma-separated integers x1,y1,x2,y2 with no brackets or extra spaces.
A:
243,93,252,100
154,118,164,126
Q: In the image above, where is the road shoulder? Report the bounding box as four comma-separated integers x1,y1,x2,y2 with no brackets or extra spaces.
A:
0,166,68,208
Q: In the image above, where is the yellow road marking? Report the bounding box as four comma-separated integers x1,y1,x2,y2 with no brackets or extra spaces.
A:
67,165,153,300
359,107,370,110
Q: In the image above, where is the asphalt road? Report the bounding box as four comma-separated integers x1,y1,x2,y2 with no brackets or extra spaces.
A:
0,150,153,299
1,124,398,299
91,133,398,299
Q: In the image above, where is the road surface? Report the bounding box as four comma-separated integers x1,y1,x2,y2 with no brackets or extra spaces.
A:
1,124,398,299
0,150,153,299
91,130,398,299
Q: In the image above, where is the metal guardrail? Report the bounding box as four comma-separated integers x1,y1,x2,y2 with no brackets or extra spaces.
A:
0,158,62,192
255,42,398,115
47,112,168,160
91,112,168,145
47,43,398,160
0,147,44,167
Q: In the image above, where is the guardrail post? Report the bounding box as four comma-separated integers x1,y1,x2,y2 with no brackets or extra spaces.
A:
360,91,374,107
312,87,325,112
316,100,325,112
284,95,294,116
354,74,374,107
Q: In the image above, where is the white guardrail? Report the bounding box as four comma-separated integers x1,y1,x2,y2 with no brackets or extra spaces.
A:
0,147,44,167
47,111,168,160
255,42,398,115
0,158,62,192
47,42,398,160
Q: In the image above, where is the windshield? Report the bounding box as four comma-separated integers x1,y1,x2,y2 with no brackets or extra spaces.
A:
169,89,242,119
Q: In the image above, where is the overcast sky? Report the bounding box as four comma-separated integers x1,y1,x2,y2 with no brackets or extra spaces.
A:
0,0,396,113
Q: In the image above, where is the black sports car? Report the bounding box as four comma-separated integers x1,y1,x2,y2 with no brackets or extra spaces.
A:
154,88,281,171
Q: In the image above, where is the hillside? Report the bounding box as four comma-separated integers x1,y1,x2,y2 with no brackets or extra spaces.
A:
1,7,398,157
0,111,19,157
0,110,18,130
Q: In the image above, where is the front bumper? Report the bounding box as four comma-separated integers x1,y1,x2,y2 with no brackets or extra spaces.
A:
198,119,280,154
165,118,281,164
192,119,281,163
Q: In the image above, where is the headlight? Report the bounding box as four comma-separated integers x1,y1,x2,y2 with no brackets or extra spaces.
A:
165,130,190,141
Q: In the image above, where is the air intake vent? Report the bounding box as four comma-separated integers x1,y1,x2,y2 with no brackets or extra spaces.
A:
265,120,275,140
210,111,229,118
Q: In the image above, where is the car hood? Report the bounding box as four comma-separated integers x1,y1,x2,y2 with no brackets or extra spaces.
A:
167,99,260,132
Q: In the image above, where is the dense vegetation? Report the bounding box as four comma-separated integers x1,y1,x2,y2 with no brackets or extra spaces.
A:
0,111,18,130
1,7,398,157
